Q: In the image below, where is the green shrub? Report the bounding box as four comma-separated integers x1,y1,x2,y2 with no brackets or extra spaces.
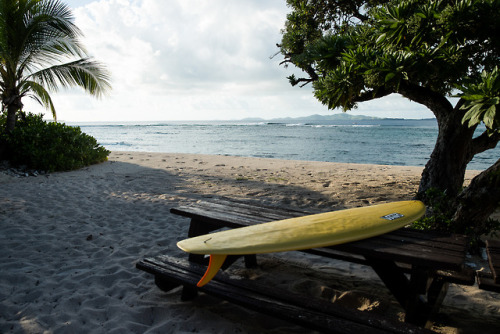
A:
1,113,110,172
414,187,500,250
413,188,455,232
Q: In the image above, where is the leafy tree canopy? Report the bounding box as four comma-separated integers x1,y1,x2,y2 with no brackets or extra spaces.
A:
280,0,499,132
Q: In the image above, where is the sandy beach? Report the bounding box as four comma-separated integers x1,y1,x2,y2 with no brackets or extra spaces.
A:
1,151,499,333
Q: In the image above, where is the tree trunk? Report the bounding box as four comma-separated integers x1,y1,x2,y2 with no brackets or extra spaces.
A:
397,83,476,200
452,158,500,238
5,99,22,133
417,110,476,200
1,96,22,160
0,137,6,160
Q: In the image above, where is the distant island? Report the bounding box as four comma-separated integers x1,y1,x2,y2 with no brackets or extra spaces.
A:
239,113,435,123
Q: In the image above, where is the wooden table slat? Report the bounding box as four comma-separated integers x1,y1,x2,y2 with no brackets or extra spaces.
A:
171,206,271,226
389,229,468,247
373,231,467,253
333,241,464,271
173,202,302,223
208,198,313,215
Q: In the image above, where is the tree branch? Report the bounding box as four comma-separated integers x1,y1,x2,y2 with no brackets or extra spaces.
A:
305,65,319,81
472,131,500,155
294,77,315,87
397,82,454,120
354,87,392,103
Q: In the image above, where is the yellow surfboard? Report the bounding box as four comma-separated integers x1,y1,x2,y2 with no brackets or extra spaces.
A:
177,200,425,287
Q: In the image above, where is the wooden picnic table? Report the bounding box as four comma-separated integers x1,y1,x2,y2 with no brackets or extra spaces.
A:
167,199,475,327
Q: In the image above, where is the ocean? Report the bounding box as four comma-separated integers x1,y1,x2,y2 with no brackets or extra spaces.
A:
74,118,499,171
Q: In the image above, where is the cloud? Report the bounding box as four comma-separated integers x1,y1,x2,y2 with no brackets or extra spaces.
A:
23,0,433,122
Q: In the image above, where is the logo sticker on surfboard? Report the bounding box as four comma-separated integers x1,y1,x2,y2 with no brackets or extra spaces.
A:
381,213,404,221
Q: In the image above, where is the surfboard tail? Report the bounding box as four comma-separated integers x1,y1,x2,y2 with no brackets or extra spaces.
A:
196,254,227,287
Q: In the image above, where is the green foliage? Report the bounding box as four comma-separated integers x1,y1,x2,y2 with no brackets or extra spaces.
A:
455,67,500,134
280,0,500,110
414,187,500,250
1,113,109,172
413,188,455,232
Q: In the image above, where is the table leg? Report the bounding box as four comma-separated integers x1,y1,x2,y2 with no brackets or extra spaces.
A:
365,257,436,327
405,266,432,326
364,256,410,307
426,276,449,316
187,218,219,264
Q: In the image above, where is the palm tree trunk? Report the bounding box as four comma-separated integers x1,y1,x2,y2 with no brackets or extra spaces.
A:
4,97,23,133
0,103,18,160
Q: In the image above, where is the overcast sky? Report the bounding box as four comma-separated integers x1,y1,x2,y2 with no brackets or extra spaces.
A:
24,0,434,122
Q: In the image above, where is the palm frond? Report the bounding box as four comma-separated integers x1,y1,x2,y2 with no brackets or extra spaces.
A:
19,0,87,67
28,58,111,98
1,0,111,127
19,37,88,77
21,79,57,120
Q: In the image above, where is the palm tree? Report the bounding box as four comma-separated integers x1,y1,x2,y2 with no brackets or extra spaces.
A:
0,0,111,133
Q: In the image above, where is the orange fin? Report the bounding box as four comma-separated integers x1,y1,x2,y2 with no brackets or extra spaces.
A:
197,254,227,287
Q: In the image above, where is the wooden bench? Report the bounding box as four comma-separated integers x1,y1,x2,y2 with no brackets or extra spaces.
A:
137,199,475,330
477,239,500,293
137,255,431,333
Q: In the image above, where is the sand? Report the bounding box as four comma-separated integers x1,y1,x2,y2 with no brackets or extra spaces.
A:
1,151,499,333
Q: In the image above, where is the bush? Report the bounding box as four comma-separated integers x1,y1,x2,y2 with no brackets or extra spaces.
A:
413,188,455,232
1,113,110,172
413,187,500,251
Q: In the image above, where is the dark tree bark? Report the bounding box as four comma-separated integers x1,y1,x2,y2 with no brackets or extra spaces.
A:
396,83,500,242
1,94,23,160
397,83,478,199
453,158,500,237
4,96,23,133
418,110,477,199
0,137,6,160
